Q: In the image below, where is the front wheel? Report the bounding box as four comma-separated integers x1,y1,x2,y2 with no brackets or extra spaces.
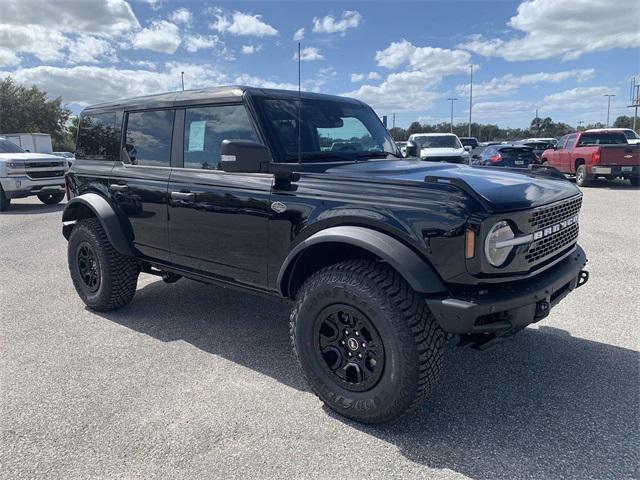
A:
68,218,139,311
37,192,65,205
575,164,591,187
0,186,10,211
290,260,444,424
630,177,640,187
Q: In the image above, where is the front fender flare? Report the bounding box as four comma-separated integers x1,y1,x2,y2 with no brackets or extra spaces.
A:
278,226,446,296
62,193,134,256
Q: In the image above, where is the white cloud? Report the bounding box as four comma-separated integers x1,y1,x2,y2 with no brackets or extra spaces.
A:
543,86,619,104
457,0,640,61
456,69,595,98
169,8,192,25
241,44,262,55
293,28,305,42
0,0,138,65
132,20,181,54
376,40,472,77
68,35,118,64
234,73,298,91
210,10,278,37
312,11,362,34
183,34,221,53
293,47,324,61
344,71,441,111
0,64,227,106
351,71,381,82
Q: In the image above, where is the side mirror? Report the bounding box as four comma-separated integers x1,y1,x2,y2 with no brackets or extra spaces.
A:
464,145,472,151
220,140,272,173
405,140,419,158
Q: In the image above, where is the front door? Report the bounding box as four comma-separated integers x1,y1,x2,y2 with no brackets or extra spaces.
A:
110,109,175,261
167,104,272,289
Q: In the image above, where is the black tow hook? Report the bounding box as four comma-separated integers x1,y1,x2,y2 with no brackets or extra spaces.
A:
576,270,589,288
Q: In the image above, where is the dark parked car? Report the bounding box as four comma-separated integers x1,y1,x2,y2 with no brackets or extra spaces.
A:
473,144,537,168
62,86,589,424
515,140,555,163
460,137,479,150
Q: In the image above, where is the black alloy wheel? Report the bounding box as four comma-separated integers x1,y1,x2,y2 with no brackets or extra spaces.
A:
76,242,101,293
315,304,385,392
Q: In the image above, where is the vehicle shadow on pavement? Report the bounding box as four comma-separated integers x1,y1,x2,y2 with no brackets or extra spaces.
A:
583,178,638,190
0,203,65,215
98,279,639,480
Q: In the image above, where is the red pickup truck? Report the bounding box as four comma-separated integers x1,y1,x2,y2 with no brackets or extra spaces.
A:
541,130,640,187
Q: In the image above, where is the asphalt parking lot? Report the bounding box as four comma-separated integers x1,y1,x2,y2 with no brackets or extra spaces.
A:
1,179,639,480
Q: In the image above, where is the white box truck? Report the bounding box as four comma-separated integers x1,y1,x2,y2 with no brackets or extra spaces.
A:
2,133,54,153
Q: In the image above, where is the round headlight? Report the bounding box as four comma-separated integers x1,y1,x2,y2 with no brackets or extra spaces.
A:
484,221,515,267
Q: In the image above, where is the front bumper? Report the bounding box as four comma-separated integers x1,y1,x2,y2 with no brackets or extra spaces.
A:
591,165,639,177
427,245,588,335
0,176,65,199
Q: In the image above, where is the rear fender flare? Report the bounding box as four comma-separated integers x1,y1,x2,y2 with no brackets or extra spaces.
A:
62,193,134,256
278,226,446,297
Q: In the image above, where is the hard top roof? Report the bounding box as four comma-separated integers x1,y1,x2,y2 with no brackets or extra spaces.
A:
82,85,366,113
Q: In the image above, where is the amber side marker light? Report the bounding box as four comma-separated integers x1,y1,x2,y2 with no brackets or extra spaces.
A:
465,227,476,259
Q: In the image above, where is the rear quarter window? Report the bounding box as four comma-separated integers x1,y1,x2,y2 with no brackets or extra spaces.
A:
76,111,120,161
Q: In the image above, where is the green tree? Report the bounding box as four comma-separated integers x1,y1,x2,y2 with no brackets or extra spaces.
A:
0,77,71,150
613,115,635,130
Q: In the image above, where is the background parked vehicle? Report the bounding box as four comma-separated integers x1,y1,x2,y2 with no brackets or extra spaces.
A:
1,133,54,153
515,140,555,163
541,130,640,187
460,137,479,151
472,144,537,168
395,141,408,157
0,137,68,211
53,151,75,165
408,133,470,163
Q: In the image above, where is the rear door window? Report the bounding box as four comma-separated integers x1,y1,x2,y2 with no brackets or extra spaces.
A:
124,110,175,167
183,105,257,170
76,112,119,161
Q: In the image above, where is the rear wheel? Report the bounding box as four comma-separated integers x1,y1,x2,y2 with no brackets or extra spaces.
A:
630,177,640,187
290,259,444,424
0,187,10,211
68,218,139,311
575,164,591,187
37,192,65,205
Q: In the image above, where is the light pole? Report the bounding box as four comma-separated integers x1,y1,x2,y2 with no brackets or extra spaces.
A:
603,94,615,127
468,65,473,138
447,97,458,133
181,71,185,91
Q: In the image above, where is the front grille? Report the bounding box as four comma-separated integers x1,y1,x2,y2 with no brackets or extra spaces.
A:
26,162,64,168
528,196,582,229
525,223,579,263
27,170,65,179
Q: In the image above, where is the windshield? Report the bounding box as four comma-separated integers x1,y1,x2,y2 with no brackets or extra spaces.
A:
0,139,25,153
623,130,640,140
577,133,628,145
254,97,397,162
460,138,477,147
412,135,461,149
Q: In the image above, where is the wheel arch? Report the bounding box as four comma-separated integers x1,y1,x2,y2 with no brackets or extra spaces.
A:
278,226,446,298
62,193,134,256
574,158,586,171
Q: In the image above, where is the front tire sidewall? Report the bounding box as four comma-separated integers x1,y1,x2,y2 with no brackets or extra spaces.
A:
293,275,418,422
0,187,9,211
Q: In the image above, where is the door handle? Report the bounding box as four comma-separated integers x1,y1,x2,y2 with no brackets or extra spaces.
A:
110,184,128,192
171,191,196,201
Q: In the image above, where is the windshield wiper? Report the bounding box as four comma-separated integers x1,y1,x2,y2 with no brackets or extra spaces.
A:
355,151,399,159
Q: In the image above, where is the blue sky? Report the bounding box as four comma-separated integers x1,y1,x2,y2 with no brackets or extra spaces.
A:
1,0,638,128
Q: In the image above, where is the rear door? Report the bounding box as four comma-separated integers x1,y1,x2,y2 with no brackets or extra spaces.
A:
167,104,272,289
110,109,174,261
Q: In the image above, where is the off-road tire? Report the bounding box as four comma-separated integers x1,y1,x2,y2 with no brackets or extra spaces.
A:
0,186,10,211
630,177,640,187
37,192,65,205
575,164,591,187
290,259,444,424
68,218,139,311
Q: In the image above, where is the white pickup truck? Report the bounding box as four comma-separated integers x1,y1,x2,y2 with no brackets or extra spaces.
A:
0,137,69,211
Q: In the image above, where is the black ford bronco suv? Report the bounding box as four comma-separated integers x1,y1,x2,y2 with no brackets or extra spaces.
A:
63,86,589,423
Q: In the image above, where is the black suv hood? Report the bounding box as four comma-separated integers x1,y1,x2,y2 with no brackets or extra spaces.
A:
325,159,581,212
